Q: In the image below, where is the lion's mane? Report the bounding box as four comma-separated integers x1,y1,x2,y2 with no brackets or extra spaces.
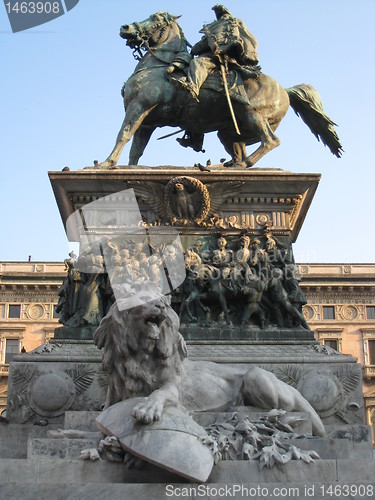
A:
94,288,187,408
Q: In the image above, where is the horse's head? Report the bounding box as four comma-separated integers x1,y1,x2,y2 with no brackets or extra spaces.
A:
120,11,181,59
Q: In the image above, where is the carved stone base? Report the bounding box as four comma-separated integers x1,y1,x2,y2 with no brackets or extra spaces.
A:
49,167,320,241
1,409,373,489
6,340,364,427
50,167,320,336
6,341,106,424
54,325,98,341
180,325,315,341
35,166,371,485
187,341,365,426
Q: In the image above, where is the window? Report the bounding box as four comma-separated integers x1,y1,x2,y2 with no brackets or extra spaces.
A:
5,339,19,364
368,340,375,365
8,305,21,319
366,306,375,320
322,306,335,320
324,339,338,351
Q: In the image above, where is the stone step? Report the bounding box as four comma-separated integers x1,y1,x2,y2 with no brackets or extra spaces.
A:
0,458,183,484
212,459,375,484
60,411,374,462
1,457,374,485
64,411,101,431
325,424,372,444
27,438,99,460
1,482,375,500
27,435,351,463
209,460,338,484
337,458,375,483
286,437,350,459
29,432,358,463
324,424,374,459
0,423,60,459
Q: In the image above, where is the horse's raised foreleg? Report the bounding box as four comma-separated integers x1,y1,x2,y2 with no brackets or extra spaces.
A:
237,114,280,168
129,125,155,165
99,103,157,168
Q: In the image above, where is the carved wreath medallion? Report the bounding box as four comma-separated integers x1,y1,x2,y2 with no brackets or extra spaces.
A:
131,177,243,227
341,305,358,321
26,304,45,320
164,176,210,224
302,304,315,321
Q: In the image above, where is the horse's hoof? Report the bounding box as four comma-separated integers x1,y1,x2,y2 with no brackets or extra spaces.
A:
223,160,234,168
84,163,110,170
92,160,117,169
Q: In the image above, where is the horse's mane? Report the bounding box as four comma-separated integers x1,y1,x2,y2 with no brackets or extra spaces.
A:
156,11,192,53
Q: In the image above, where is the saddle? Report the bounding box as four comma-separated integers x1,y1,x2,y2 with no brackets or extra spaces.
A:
169,65,260,133
201,67,260,105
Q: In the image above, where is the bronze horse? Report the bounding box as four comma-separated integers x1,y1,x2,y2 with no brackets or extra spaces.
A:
98,11,342,168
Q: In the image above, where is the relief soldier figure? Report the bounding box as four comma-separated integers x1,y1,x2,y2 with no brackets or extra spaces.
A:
267,268,310,330
56,252,106,328
178,235,310,330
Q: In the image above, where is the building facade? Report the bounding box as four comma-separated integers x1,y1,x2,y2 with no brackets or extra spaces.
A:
0,262,66,412
299,263,375,444
0,261,374,443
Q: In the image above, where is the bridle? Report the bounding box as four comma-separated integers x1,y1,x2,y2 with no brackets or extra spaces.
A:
127,14,173,61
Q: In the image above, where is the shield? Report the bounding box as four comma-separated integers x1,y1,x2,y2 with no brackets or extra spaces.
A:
96,398,214,482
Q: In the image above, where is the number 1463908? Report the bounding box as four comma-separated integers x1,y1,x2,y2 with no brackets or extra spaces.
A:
5,2,61,15
321,484,373,497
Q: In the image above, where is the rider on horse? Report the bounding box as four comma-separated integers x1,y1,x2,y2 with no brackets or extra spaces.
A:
171,4,260,102
98,7,342,168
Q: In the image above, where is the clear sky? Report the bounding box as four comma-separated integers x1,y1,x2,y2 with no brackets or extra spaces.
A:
1,0,374,263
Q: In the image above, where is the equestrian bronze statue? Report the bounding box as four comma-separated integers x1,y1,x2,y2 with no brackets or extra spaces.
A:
97,7,342,169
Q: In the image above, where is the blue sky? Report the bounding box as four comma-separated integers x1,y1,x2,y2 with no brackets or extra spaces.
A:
1,0,374,263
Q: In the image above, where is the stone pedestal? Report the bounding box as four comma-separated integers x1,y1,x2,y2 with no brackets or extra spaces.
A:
49,167,320,338
4,166,372,489
6,338,365,429
54,325,97,340
49,167,320,243
6,167,365,427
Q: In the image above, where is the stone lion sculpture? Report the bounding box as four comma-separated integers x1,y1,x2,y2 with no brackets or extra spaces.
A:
94,282,325,436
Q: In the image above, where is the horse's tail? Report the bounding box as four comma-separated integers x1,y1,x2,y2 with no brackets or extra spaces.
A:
286,84,343,157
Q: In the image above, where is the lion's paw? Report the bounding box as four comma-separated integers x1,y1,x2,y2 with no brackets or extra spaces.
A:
131,398,163,424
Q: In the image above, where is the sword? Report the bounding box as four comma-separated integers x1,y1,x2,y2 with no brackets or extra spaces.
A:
201,22,241,136
157,129,183,140
218,55,241,136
